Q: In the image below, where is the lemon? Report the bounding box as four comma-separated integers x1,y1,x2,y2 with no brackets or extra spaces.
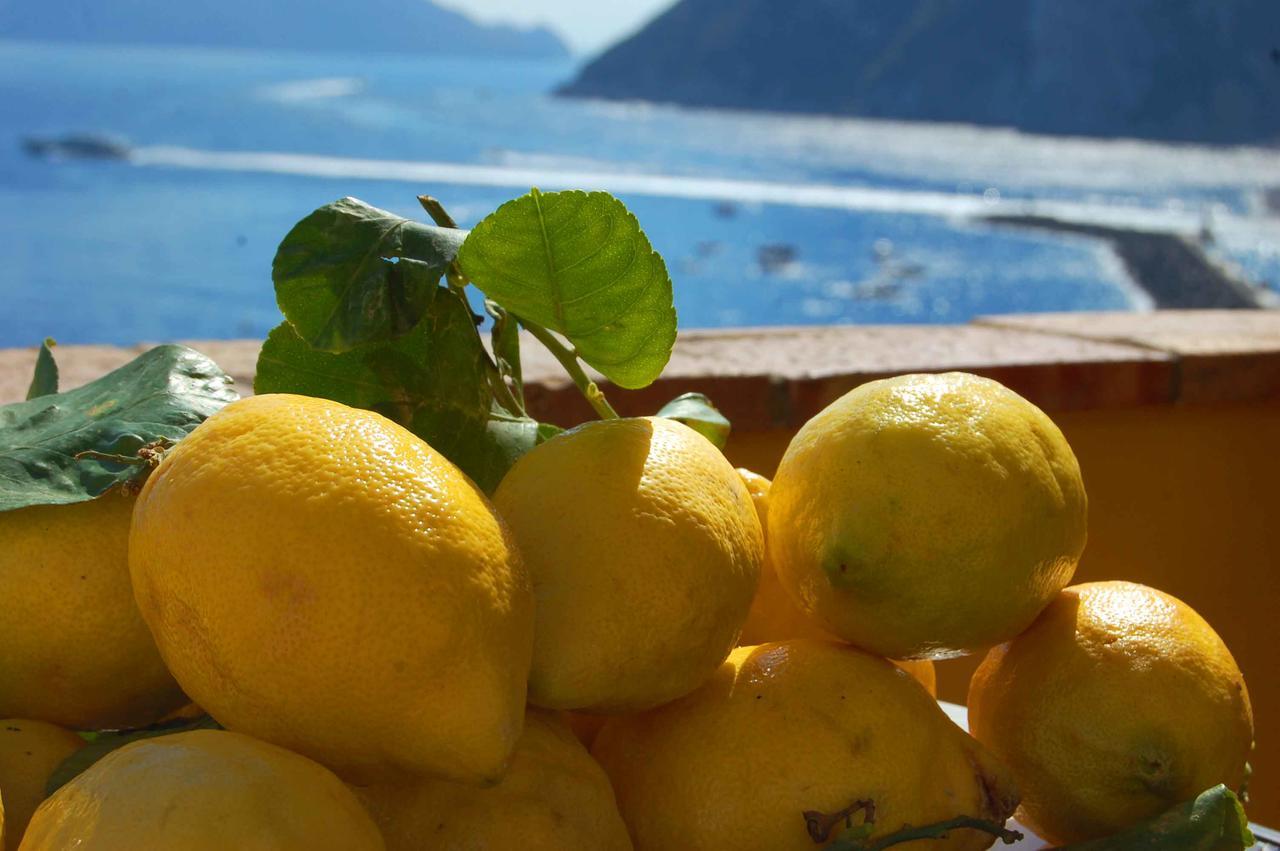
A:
0,720,85,851
735,469,937,695
769,372,1087,659
19,729,384,850
0,495,186,729
129,394,534,784
355,709,632,851
593,639,1018,850
968,581,1254,845
493,416,762,712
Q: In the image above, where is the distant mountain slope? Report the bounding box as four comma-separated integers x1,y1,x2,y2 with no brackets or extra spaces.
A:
0,0,568,58
559,0,1280,144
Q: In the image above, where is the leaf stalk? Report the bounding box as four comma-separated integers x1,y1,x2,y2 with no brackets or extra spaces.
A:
522,321,619,420
830,816,1023,850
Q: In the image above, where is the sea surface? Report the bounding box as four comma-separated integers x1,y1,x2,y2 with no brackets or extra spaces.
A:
2,40,1279,348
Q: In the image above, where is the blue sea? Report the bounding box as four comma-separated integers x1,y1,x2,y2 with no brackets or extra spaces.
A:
2,40,1278,348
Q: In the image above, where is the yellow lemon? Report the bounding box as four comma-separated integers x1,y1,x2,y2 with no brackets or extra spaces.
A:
355,709,631,851
19,729,383,850
735,469,937,695
593,640,1018,851
769,372,1087,659
0,495,186,729
493,416,762,712
0,720,85,851
968,581,1254,845
129,394,533,783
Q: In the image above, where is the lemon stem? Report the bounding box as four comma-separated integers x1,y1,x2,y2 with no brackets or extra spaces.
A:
828,815,1024,850
417,195,469,294
805,799,875,842
521,321,620,420
75,438,175,468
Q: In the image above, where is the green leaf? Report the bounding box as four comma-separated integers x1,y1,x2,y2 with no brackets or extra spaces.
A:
1054,785,1254,850
457,188,677,390
656,392,731,449
0,345,238,512
273,197,467,353
25,337,59,400
256,287,544,493
46,715,221,796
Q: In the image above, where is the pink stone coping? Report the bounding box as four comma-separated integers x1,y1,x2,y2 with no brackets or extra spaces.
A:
2,310,1277,430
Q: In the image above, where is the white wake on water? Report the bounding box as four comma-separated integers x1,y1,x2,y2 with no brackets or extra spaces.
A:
127,145,1280,241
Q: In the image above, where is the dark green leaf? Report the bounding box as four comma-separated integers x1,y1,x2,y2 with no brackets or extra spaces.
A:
256,288,545,493
656,392,731,449
273,197,467,353
1054,785,1254,850
254,322,413,425
0,345,238,512
25,337,59,400
46,715,222,796
457,188,677,390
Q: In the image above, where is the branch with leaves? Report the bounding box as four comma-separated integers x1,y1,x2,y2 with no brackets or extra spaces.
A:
256,189,719,492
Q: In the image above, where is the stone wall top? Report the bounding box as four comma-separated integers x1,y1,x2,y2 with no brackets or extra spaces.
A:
2,310,1277,430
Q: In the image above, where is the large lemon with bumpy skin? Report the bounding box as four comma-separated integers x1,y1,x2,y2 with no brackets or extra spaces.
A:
129,394,534,784
494,416,762,712
735,469,936,695
0,719,85,851
0,496,187,730
19,729,384,850
592,640,1017,851
769,372,1087,659
354,709,632,851
968,581,1253,845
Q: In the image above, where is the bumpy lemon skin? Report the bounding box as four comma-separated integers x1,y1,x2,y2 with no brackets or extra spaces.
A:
355,709,632,851
18,729,384,851
735,469,938,695
0,495,187,730
968,581,1254,845
0,720,85,851
494,417,763,712
769,372,1087,659
129,394,534,784
593,640,1017,851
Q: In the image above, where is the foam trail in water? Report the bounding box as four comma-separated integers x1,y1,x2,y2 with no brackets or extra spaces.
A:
256,77,364,102
128,145,1275,237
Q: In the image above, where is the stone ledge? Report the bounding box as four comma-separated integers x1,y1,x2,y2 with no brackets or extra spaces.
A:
974,310,1280,406
521,322,1174,428
2,310,1277,431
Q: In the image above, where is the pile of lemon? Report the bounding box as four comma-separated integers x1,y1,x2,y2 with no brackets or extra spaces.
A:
0,372,1253,850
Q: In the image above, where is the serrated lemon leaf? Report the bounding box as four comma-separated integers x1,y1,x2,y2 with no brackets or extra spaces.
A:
457,189,676,390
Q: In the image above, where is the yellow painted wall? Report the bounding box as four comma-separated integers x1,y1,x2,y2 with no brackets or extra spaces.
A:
724,402,1280,826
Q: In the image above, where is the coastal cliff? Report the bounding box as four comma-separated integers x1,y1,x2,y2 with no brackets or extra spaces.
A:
559,0,1280,144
